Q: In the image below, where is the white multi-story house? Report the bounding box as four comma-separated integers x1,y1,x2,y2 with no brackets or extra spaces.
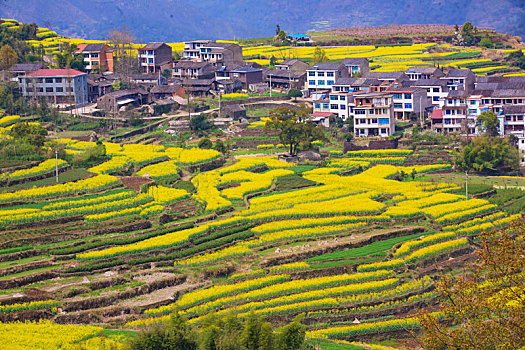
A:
441,68,475,92
387,88,431,120
137,42,172,74
405,66,443,81
441,89,474,134
306,63,348,93
353,93,395,137
18,68,88,106
409,78,450,107
183,41,243,66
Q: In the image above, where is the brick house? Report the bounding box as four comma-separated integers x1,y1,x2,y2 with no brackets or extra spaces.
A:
229,66,263,90
137,42,173,73
75,43,114,73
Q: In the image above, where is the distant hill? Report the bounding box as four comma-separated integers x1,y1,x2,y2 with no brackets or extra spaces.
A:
0,0,524,42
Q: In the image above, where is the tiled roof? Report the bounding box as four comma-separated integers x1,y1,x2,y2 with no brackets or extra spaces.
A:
138,42,166,50
27,69,85,77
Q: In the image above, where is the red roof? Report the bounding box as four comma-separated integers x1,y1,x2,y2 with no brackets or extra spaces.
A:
311,112,333,117
27,69,86,77
431,109,443,120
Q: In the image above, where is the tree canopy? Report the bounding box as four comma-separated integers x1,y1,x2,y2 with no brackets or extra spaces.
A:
476,110,499,137
264,104,327,156
454,134,519,174
311,46,328,64
419,219,525,349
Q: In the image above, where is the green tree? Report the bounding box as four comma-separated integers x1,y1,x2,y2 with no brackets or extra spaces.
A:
191,114,212,132
311,46,328,64
269,56,277,67
287,88,302,102
130,313,198,350
265,104,327,156
278,316,307,350
162,69,171,79
0,44,18,81
54,43,86,71
479,37,493,48
461,21,475,46
198,138,213,149
258,322,274,350
277,30,288,42
418,219,525,350
213,139,226,154
454,134,519,174
241,313,261,350
476,110,499,137
276,24,281,36
9,122,48,147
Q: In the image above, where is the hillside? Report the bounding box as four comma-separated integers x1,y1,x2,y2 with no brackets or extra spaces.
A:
0,0,524,42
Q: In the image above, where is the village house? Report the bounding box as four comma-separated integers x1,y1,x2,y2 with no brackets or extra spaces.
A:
229,66,263,90
275,59,309,72
137,42,173,74
405,66,443,81
342,58,369,77
173,61,216,80
264,69,306,90
150,84,185,101
183,41,243,66
306,62,349,95
75,43,114,73
352,93,395,137
18,68,88,107
386,87,431,120
97,88,149,113
9,63,46,82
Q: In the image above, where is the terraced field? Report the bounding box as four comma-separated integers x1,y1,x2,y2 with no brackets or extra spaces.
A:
0,122,522,348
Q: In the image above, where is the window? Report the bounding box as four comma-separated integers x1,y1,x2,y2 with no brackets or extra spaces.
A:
340,95,345,101
427,88,431,93
469,100,476,105
37,78,43,83
404,93,412,99
445,118,451,124
322,103,329,109
46,87,53,93
148,58,154,64
404,103,413,109
330,95,338,100
318,80,325,85
318,72,325,77
393,93,402,99
55,78,62,83
91,53,99,58
393,103,402,109
37,87,43,93
308,71,315,77
433,96,440,102
340,105,346,109
92,61,99,65
355,119,359,125
445,110,451,115
355,109,365,115
433,88,440,93
371,118,377,124
309,80,315,85
468,109,477,114
327,80,334,85
330,104,338,109
83,53,89,58
369,109,375,115
45,78,53,84
326,72,334,77
147,50,154,55
379,118,389,124
315,103,320,108
56,87,63,92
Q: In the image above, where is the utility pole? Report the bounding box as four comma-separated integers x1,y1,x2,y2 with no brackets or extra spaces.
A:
55,149,59,183
465,171,468,200
269,74,272,97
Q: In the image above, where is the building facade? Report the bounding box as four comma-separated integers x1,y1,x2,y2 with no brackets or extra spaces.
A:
353,93,395,137
18,69,88,106
137,42,173,73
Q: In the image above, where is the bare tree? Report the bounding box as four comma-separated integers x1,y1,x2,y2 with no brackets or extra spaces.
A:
107,26,140,77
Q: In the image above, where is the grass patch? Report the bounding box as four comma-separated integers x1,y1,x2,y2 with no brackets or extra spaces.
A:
488,188,525,206
307,232,429,262
2,168,94,192
274,174,317,191
0,265,58,280
0,159,34,169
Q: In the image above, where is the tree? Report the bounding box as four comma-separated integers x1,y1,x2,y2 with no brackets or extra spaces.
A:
198,138,213,149
277,30,288,42
506,50,525,70
287,88,302,102
278,315,307,350
269,56,277,67
479,37,493,48
461,21,475,46
311,46,328,64
213,139,226,154
264,104,327,156
454,134,519,174
130,313,198,350
275,24,281,36
476,110,499,137
258,322,274,350
9,122,48,147
108,26,139,76
54,43,86,71
0,44,18,81
418,219,525,350
161,69,171,79
241,313,262,350
190,114,212,132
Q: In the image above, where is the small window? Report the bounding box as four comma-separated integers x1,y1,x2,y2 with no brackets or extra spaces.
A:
45,78,53,84
404,103,413,109
56,87,63,92
318,80,325,85
326,72,334,77
46,87,53,93
404,93,412,99
330,95,338,100
55,78,62,83
309,80,315,85
308,71,315,77
317,72,325,77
